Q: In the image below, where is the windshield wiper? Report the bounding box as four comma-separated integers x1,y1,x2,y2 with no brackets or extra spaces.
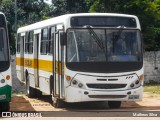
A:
85,25,105,50
112,25,125,54
112,25,125,42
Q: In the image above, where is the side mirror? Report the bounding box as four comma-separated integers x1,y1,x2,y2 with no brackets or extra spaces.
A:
60,32,66,46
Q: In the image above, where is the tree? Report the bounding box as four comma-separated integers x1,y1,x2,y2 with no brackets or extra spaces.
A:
0,0,15,54
0,0,48,54
87,0,160,51
52,0,90,16
1,0,160,52
17,0,46,25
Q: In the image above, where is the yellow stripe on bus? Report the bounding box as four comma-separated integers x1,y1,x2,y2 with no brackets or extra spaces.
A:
16,57,53,73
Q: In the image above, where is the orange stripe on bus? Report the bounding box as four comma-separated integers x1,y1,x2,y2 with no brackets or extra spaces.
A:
39,59,53,73
16,57,53,73
16,57,62,74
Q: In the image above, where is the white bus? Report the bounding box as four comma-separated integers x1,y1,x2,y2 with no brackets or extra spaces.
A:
16,13,143,108
0,12,12,111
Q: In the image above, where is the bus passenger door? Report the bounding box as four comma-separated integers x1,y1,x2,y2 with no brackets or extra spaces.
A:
53,31,64,99
34,34,40,87
20,35,24,82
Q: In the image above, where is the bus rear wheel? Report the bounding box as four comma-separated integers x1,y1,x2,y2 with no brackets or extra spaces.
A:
108,101,121,109
0,102,10,111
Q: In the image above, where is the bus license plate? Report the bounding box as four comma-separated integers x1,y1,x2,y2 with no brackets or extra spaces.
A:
129,95,139,99
0,95,6,100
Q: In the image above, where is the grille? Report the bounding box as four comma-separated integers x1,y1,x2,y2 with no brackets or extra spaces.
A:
88,95,127,98
86,84,127,89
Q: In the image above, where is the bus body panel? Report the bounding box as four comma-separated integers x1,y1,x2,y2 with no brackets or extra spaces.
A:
0,68,11,102
16,13,143,105
64,67,143,102
0,12,11,104
65,85,143,102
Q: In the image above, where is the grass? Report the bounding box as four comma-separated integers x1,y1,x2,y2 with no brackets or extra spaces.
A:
12,92,26,97
144,85,160,94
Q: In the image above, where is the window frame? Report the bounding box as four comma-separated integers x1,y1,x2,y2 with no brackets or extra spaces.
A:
40,28,49,55
25,32,29,54
48,26,56,55
16,33,20,53
28,31,34,54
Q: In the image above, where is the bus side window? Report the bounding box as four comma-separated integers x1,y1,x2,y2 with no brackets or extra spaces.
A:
28,31,34,54
40,28,48,54
48,26,56,54
16,33,20,53
25,32,28,53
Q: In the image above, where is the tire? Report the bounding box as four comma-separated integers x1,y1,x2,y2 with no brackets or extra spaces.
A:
0,102,10,112
53,98,65,108
108,101,121,109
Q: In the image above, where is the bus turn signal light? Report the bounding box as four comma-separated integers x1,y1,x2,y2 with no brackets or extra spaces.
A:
66,76,71,81
139,75,143,81
6,75,10,80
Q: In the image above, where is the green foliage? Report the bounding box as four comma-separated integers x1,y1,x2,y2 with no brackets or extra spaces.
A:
52,0,90,16
87,0,160,51
0,0,160,53
0,0,15,54
87,0,124,13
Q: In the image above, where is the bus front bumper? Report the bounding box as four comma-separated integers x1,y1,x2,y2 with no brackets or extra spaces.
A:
0,85,11,102
65,86,143,102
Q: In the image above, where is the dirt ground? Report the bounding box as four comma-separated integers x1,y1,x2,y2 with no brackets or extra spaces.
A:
10,92,160,112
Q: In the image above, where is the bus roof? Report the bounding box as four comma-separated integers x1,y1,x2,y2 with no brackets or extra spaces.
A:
0,12,6,19
17,13,140,33
0,12,5,15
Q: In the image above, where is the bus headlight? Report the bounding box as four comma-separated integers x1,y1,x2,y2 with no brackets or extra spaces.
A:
130,79,142,89
135,80,140,85
130,83,134,88
70,79,85,89
78,83,83,88
72,80,78,85
0,79,5,83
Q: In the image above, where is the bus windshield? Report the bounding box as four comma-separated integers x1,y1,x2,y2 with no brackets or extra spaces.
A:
66,28,142,72
0,28,8,62
67,28,141,62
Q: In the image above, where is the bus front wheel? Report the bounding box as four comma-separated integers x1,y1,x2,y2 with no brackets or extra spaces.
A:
0,102,10,111
108,101,121,109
